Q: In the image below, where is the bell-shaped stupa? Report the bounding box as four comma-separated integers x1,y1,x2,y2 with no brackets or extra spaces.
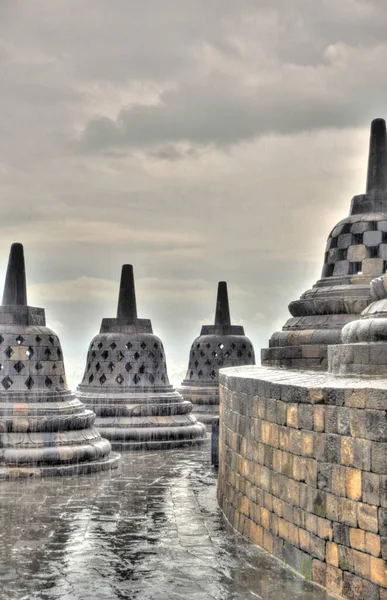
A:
76,265,206,450
179,282,255,424
329,273,387,376
0,243,120,478
262,118,387,370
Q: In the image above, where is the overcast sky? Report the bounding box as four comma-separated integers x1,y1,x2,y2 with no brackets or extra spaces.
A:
0,0,386,387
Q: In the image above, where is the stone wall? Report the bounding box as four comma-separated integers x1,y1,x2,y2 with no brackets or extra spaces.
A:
218,366,387,599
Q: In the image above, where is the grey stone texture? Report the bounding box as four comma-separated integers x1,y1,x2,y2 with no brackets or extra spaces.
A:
0,243,120,478
179,282,255,424
218,365,387,598
211,416,219,466
329,273,387,376
76,264,206,450
262,119,387,370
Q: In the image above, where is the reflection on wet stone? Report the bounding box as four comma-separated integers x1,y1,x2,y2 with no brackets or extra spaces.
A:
0,441,335,600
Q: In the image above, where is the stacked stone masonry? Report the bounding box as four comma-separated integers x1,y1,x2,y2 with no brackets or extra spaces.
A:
218,366,387,599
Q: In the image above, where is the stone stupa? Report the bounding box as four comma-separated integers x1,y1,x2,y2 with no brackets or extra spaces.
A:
76,264,207,450
179,281,255,424
0,243,120,478
262,118,387,370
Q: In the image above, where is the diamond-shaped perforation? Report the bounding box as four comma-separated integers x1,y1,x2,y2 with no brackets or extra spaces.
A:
95,362,101,372
108,362,115,372
0,335,3,345
140,342,146,349
118,351,124,361
125,362,132,372
100,374,107,385
25,376,34,390
45,377,53,388
139,365,145,374
110,342,117,350
101,351,109,360
116,374,124,385
44,348,51,359
125,342,132,350
132,374,141,384
89,374,94,383
149,374,155,384
35,335,42,343
2,376,13,390
14,361,24,373
57,348,62,360
5,347,13,358
26,346,34,359
49,336,55,345
16,335,25,345
35,361,43,372
134,352,140,360
97,342,103,350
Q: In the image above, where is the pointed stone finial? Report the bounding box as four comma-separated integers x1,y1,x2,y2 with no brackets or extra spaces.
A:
116,264,137,321
214,281,231,327
2,243,27,306
366,118,387,194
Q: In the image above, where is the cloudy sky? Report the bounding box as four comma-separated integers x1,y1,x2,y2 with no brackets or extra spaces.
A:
0,0,386,387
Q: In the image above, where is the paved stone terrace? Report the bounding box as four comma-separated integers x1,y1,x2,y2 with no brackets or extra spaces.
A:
0,442,335,600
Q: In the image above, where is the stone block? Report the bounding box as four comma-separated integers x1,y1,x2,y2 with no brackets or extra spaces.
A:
317,462,332,492
338,233,354,248
326,541,339,566
340,497,358,527
333,260,350,276
338,544,354,573
298,404,314,430
379,244,387,259
314,406,325,432
345,389,366,409
286,404,298,429
362,258,384,276
366,532,381,557
312,559,326,587
283,541,313,580
346,468,362,501
379,508,387,535
370,556,387,587
382,536,387,560
358,503,379,533
353,548,370,578
332,464,347,497
363,472,380,506
343,572,380,600
350,528,365,552
348,244,368,261
317,517,333,541
341,437,371,471
326,565,343,596
334,522,351,546
372,443,387,474
364,230,383,246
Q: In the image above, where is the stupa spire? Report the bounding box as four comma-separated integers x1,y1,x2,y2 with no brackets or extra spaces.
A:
366,118,387,194
116,264,137,321
2,242,27,306
214,282,231,327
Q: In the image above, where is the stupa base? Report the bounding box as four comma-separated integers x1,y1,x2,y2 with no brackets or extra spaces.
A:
261,344,328,370
0,452,121,479
178,384,220,425
95,418,207,451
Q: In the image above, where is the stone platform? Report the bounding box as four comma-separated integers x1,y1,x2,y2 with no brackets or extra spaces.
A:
0,440,335,600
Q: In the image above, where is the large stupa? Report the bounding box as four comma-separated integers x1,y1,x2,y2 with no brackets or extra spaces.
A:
179,281,255,424
76,265,207,450
0,243,120,478
262,118,387,370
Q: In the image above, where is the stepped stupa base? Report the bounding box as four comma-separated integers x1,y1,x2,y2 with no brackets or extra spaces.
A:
0,452,120,479
177,384,220,425
77,388,207,450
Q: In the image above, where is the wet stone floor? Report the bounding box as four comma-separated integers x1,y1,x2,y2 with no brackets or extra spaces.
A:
0,441,336,600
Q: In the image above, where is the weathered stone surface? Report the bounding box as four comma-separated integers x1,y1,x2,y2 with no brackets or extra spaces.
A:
218,365,387,599
262,119,387,371
77,265,206,450
0,244,120,477
179,281,255,424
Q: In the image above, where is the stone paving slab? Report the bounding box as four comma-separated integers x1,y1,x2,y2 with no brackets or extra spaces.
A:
0,442,336,600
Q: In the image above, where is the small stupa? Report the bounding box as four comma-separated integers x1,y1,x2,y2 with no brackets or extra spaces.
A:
76,265,206,450
179,282,255,424
329,273,387,376
0,243,120,478
262,118,387,370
